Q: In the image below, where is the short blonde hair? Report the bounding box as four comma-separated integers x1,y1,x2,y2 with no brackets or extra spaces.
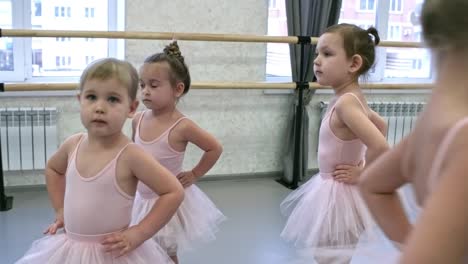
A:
79,58,139,100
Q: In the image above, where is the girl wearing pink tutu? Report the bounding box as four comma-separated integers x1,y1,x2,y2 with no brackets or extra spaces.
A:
131,41,225,264
358,0,468,263
16,58,184,264
280,24,389,263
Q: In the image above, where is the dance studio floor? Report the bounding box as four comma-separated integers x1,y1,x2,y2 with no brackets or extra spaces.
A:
0,177,298,264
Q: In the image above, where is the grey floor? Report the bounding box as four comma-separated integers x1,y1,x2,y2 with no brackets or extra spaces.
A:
0,178,298,264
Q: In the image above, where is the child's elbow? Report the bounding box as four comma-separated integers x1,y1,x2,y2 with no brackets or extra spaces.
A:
358,174,373,198
212,141,223,157
371,142,390,155
173,185,185,206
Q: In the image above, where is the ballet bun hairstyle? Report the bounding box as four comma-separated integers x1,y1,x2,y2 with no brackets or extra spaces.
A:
324,23,380,77
144,41,191,95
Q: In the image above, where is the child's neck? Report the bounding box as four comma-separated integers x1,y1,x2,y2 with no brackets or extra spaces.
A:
87,132,126,149
150,105,180,121
332,79,360,97
434,51,468,99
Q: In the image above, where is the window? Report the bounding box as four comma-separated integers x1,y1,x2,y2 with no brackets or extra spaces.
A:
2,0,124,82
85,7,88,17
0,0,17,75
266,0,291,80
388,24,401,40
269,0,277,9
34,0,41,16
376,0,430,80
359,0,375,11
266,0,431,83
391,0,403,12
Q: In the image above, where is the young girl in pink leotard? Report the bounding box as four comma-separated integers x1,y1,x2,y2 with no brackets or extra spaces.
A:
280,24,389,263
131,41,225,264
16,58,184,264
359,0,468,263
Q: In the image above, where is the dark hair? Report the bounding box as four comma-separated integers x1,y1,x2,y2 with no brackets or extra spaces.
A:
80,58,139,100
324,23,380,76
144,41,191,95
422,0,468,51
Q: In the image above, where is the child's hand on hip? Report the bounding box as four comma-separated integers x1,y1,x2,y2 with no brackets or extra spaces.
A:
333,161,364,185
44,208,64,235
177,170,196,188
101,226,145,257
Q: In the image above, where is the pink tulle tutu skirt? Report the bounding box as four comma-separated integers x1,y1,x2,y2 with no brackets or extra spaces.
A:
15,229,173,264
131,184,226,254
349,183,421,264
280,173,378,262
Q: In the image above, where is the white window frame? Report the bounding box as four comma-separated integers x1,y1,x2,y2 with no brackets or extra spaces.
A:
358,0,376,12
372,0,434,85
388,24,402,41
269,0,278,9
1,0,125,85
265,0,434,93
390,0,403,13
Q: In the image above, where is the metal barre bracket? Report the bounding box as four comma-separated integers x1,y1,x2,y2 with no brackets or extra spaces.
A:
297,36,311,44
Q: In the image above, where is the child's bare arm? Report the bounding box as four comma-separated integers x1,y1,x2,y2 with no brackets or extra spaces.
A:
335,95,389,165
400,129,468,263
359,136,411,243
177,120,222,187
128,145,184,240
369,109,388,136
102,145,184,256
44,134,80,234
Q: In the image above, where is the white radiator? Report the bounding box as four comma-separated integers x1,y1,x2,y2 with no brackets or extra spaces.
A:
0,107,58,171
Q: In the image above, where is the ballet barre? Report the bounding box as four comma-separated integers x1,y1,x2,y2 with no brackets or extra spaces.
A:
0,82,433,92
1,29,423,48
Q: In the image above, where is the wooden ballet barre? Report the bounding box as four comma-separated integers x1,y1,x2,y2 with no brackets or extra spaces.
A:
0,82,296,91
1,29,300,44
1,82,433,92
1,29,423,48
309,82,433,90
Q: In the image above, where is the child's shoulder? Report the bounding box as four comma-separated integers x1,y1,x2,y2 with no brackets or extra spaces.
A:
63,133,85,146
118,142,157,167
335,93,367,114
171,116,199,135
57,133,85,154
174,115,194,127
